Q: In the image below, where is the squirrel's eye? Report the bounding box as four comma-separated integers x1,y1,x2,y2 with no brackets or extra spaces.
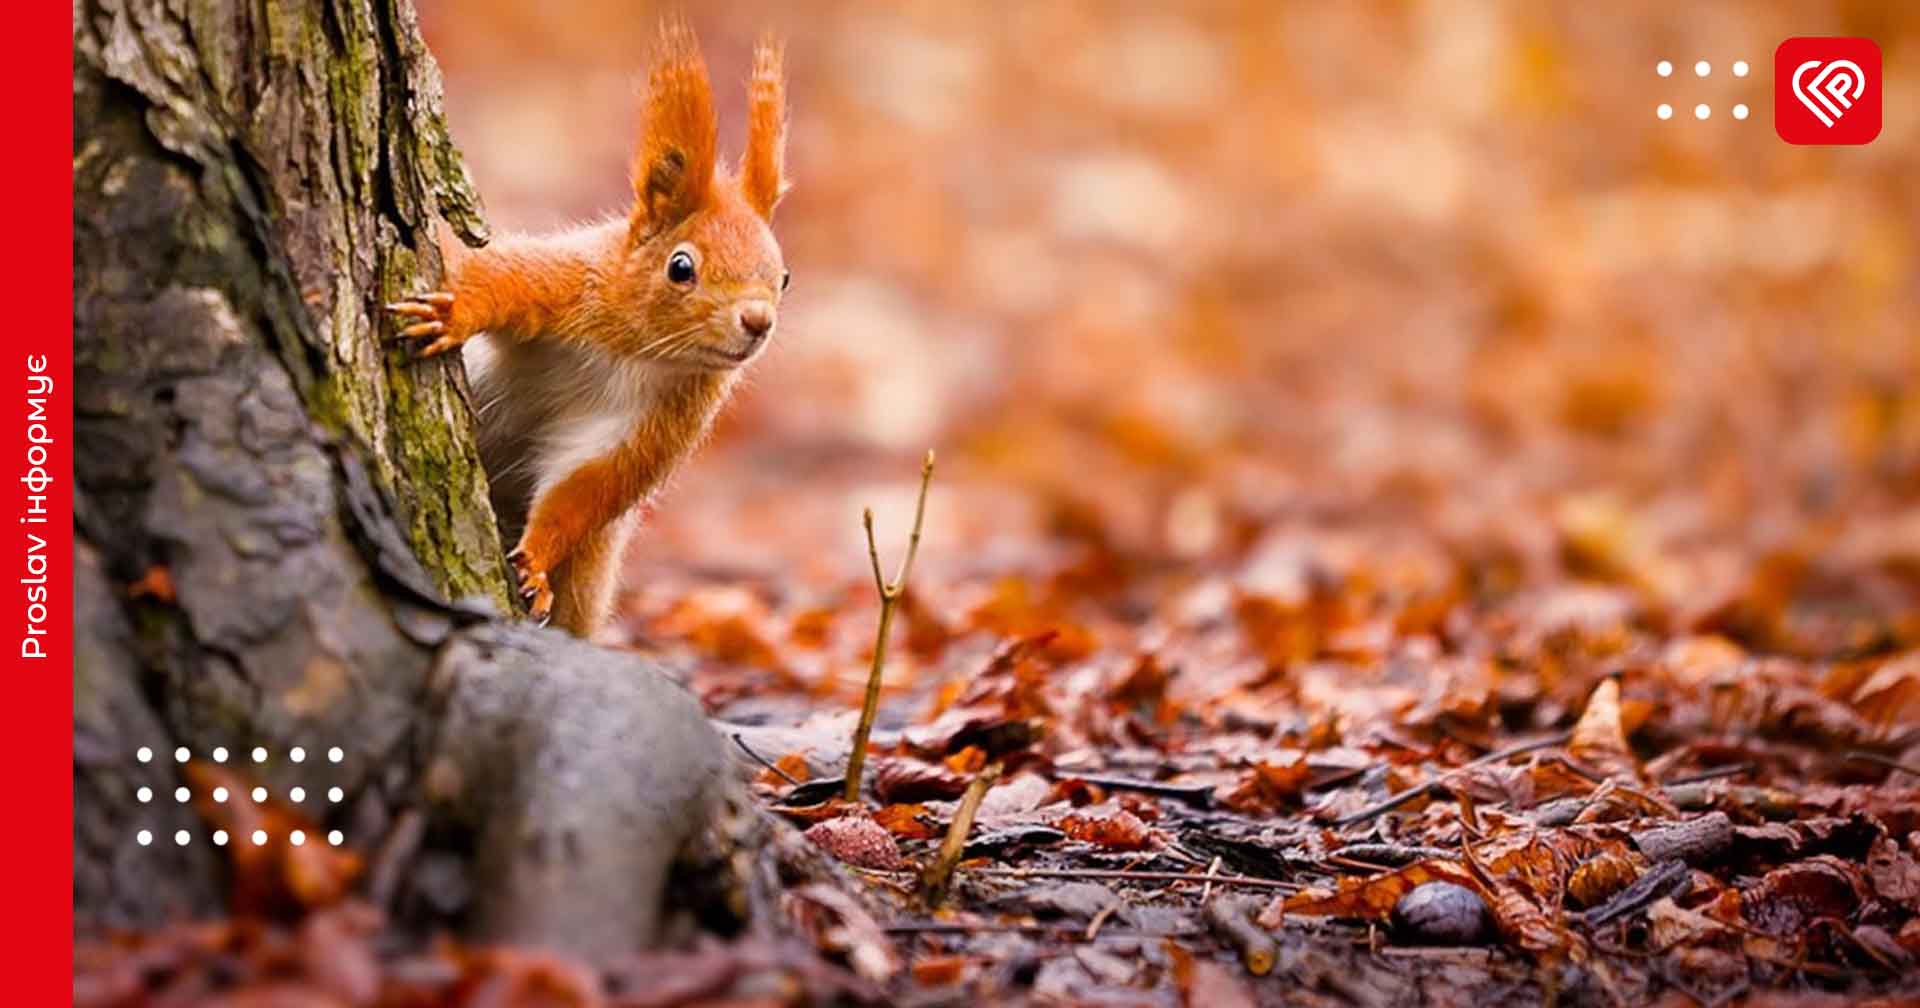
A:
666,250,697,285
781,268,791,292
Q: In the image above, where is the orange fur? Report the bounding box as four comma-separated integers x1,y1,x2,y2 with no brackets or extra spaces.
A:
395,23,791,637
740,36,788,220
633,18,717,238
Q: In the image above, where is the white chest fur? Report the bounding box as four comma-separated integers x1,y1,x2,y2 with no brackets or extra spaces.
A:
463,334,665,532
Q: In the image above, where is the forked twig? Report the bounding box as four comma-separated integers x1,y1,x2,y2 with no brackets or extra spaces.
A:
843,451,936,802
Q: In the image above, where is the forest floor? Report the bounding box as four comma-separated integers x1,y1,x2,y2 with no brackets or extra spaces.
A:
77,2,1920,1005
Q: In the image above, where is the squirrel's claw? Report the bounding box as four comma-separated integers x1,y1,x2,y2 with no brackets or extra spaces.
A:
506,547,554,623
385,291,468,359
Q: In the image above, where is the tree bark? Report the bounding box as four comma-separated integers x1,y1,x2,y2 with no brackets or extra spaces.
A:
72,0,731,957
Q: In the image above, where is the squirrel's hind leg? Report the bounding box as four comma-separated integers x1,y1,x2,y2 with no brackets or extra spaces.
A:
547,512,637,638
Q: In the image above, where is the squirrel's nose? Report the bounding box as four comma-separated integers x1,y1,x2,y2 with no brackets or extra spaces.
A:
737,301,775,339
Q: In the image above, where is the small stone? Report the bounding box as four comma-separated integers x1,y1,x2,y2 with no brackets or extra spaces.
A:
1392,882,1490,945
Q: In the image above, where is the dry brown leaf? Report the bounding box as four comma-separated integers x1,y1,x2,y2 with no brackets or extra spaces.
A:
1865,834,1920,909
1220,756,1311,813
1054,808,1156,851
871,757,970,803
872,803,938,840
1568,678,1642,782
1276,860,1484,922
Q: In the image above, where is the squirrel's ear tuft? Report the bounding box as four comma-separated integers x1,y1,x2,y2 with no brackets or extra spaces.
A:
632,18,718,237
739,34,788,221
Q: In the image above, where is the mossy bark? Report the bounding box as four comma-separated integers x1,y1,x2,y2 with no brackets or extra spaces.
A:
72,0,733,953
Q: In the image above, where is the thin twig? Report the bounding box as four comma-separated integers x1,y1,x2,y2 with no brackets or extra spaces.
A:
1844,751,1920,778
1049,772,1216,809
883,921,1203,939
1199,855,1223,904
1084,901,1119,941
731,732,800,786
894,450,934,587
1662,763,1752,786
963,866,1300,892
922,760,998,906
844,451,936,802
1330,730,1572,827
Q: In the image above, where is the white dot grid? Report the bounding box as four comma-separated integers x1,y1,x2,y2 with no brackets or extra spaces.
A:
133,824,347,848
131,746,349,849
1654,58,1753,122
141,746,347,763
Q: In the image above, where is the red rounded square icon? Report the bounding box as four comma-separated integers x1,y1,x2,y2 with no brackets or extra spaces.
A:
1775,37,1881,145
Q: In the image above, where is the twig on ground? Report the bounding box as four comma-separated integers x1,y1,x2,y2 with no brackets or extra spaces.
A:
1662,763,1752,786
1048,771,1216,808
1198,855,1223,903
1206,894,1277,975
732,732,801,786
1329,843,1457,867
963,866,1300,892
883,921,1203,940
1577,859,1691,928
1330,731,1573,827
1632,811,1733,865
1084,901,1120,941
922,760,999,906
1844,751,1920,778
844,450,936,803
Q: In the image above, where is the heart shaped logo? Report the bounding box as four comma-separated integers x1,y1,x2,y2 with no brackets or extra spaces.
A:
1775,38,1881,145
1791,59,1865,127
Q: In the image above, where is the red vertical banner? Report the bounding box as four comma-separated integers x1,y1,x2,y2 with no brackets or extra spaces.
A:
6,0,74,996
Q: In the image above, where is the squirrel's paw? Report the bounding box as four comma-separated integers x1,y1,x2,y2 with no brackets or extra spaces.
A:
507,547,554,624
385,292,467,358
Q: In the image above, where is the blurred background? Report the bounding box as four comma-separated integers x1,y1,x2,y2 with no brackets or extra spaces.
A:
419,1,1918,734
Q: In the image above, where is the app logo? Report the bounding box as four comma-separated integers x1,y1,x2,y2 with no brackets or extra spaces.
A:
1776,37,1882,144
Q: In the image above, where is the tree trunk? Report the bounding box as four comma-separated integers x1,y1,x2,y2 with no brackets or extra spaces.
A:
72,0,732,958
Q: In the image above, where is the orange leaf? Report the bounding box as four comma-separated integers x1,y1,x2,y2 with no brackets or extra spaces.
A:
1055,808,1156,851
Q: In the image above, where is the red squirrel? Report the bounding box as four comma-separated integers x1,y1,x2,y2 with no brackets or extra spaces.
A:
389,23,789,635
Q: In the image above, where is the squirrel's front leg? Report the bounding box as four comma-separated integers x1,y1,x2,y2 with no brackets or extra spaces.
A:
387,242,582,358
508,450,642,624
